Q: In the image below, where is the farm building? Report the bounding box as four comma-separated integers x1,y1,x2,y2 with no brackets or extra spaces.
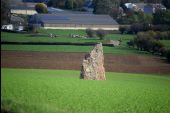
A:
10,2,37,15
30,13,119,30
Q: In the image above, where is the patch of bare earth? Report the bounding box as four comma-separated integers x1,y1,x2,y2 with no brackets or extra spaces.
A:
1,51,170,75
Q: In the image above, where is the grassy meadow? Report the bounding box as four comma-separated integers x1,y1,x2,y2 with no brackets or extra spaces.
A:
1,30,149,55
1,68,170,113
160,40,170,48
1,44,148,54
1,30,133,44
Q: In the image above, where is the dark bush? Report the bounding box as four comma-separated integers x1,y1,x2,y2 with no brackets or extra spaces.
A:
35,3,48,13
96,29,106,40
28,24,40,33
120,23,170,34
151,25,170,31
130,30,170,63
119,26,128,34
127,40,135,47
165,49,170,63
86,29,95,38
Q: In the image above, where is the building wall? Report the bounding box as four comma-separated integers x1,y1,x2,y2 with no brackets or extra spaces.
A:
11,9,37,15
43,24,119,30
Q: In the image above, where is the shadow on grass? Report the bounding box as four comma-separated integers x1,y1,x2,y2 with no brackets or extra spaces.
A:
1,99,19,113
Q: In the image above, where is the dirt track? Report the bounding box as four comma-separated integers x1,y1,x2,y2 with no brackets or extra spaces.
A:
1,51,170,75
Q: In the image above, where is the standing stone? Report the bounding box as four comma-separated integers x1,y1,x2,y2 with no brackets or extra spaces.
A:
80,43,106,80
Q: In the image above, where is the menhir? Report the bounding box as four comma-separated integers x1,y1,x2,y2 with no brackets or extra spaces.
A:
80,43,106,80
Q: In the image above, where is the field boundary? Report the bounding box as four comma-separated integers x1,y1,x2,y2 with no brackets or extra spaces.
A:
2,51,170,75
1,41,114,47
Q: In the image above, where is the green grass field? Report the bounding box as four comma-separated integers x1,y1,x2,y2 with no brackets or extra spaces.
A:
1,68,170,113
1,44,149,54
1,31,133,44
1,30,149,55
160,40,170,48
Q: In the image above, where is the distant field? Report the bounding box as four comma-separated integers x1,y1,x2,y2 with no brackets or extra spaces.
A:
160,40,170,48
1,30,147,55
1,31,134,45
1,44,148,54
1,68,170,113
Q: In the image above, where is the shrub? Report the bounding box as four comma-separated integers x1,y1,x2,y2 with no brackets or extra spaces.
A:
151,25,170,31
151,40,164,54
134,31,164,53
35,3,48,14
96,29,106,40
86,29,95,38
127,39,135,47
119,26,127,34
159,47,166,56
165,49,170,63
28,24,40,33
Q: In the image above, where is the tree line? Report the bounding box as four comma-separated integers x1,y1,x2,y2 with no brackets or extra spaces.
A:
119,24,170,34
47,0,85,10
127,31,170,62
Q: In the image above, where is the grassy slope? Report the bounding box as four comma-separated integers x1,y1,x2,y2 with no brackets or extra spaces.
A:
160,40,170,48
1,31,149,55
1,68,170,113
1,45,148,54
1,31,133,43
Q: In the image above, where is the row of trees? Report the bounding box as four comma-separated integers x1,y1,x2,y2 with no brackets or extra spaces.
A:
127,31,170,62
118,9,170,25
86,29,107,40
162,0,170,9
144,0,170,9
1,0,10,26
119,24,170,34
117,11,153,24
144,31,170,40
93,0,170,21
47,0,85,10
153,10,170,25
46,0,170,13
93,0,120,19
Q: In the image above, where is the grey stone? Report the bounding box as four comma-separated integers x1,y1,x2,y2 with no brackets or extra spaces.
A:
109,40,120,46
80,43,106,80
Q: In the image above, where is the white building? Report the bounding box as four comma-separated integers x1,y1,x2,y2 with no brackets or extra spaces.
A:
30,13,119,30
10,2,37,15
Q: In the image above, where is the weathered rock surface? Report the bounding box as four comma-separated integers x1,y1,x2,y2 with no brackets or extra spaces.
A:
108,40,120,46
80,43,106,80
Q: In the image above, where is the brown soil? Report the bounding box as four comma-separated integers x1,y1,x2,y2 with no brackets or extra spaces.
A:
1,51,170,75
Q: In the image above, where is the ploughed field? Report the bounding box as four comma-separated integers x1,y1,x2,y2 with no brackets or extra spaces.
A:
1,51,170,75
1,68,170,113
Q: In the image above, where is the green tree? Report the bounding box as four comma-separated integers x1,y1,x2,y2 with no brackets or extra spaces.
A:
96,29,106,40
1,0,10,26
47,0,66,8
48,0,84,10
145,0,162,3
93,0,120,16
74,0,85,9
86,29,95,38
35,3,48,13
153,9,170,25
162,0,170,9
65,0,74,9
119,26,128,34
165,49,170,62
